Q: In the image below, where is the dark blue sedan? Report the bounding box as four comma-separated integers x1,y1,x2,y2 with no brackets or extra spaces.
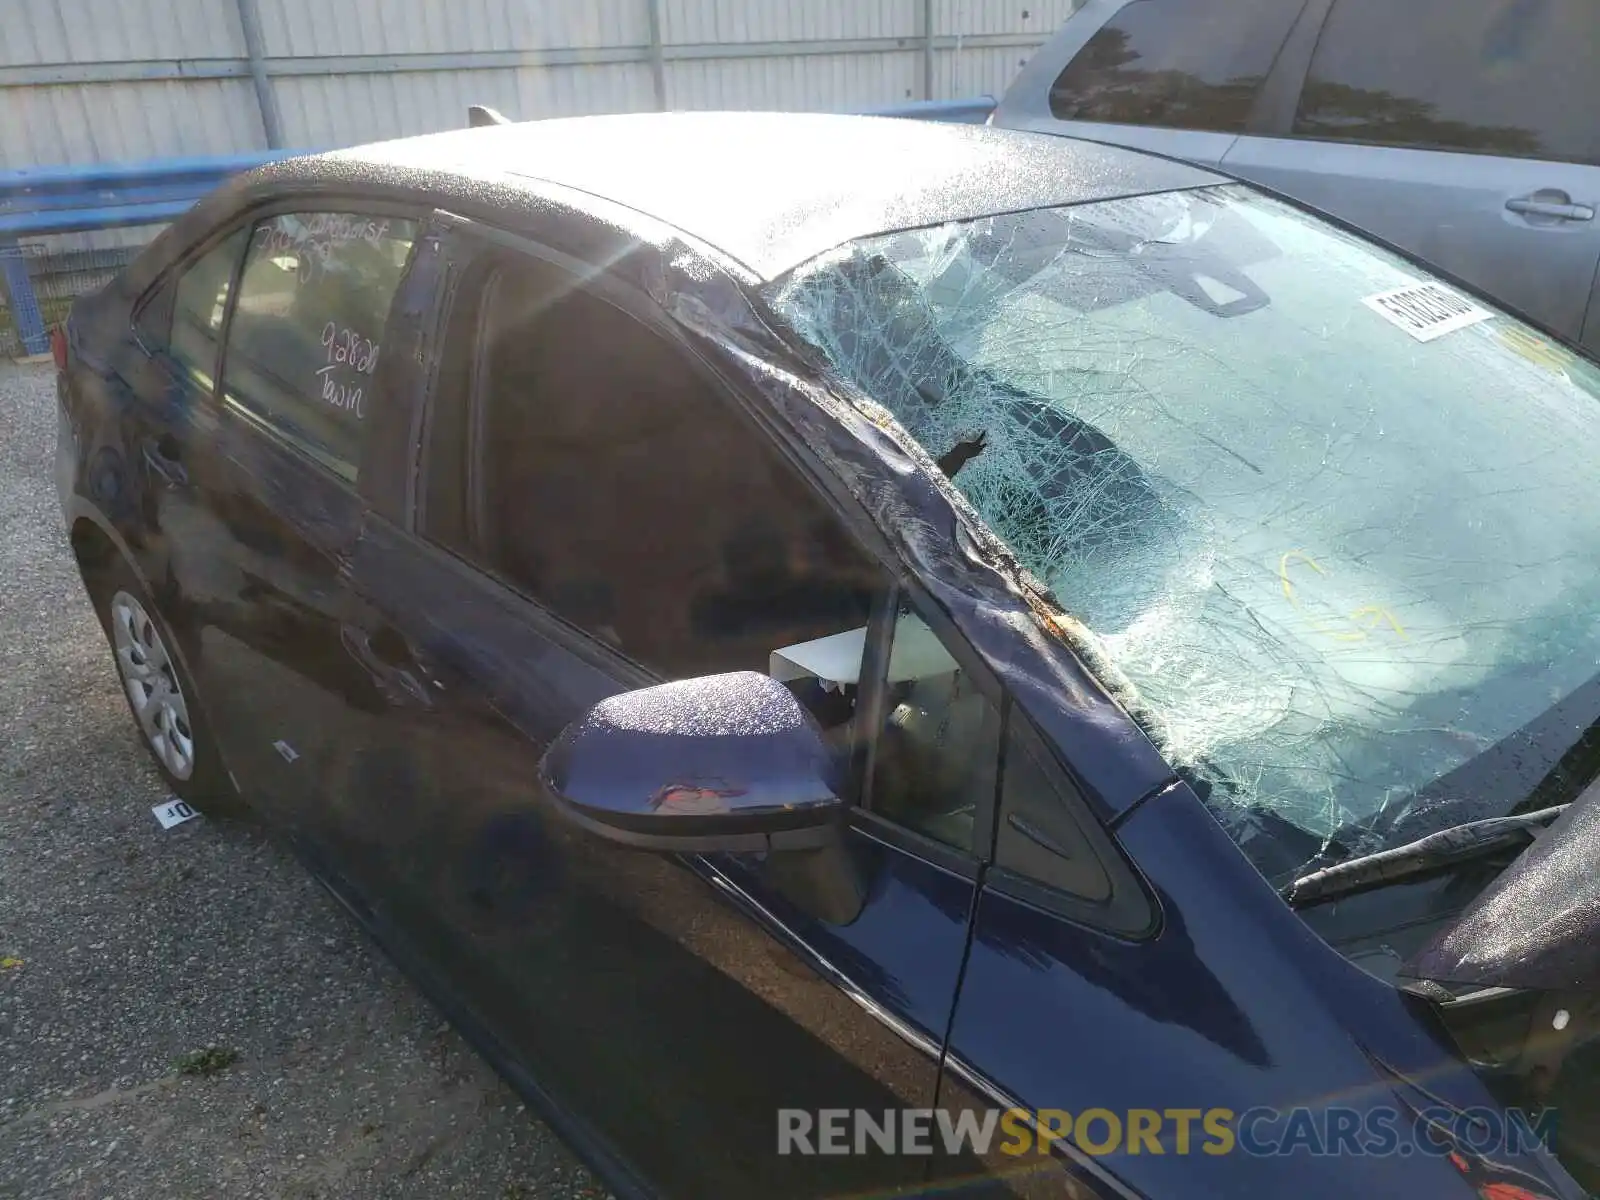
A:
54,111,1600,1198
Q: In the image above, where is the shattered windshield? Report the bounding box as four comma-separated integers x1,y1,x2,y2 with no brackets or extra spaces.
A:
767,184,1600,885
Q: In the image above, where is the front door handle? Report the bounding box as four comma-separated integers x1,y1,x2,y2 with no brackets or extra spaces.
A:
141,435,188,486
341,623,434,708
1506,191,1596,222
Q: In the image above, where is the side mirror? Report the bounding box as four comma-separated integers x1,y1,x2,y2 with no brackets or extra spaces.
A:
538,671,845,854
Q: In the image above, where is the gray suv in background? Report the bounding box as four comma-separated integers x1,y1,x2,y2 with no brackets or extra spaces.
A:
992,0,1600,352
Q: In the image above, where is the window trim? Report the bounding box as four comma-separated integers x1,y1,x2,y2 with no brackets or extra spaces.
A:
377,505,661,695
850,808,986,883
462,264,499,551
1243,0,1337,136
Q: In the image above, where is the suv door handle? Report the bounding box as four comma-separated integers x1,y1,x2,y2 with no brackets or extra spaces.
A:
1506,192,1595,221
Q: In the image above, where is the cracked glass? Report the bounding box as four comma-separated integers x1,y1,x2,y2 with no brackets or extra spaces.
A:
768,183,1600,885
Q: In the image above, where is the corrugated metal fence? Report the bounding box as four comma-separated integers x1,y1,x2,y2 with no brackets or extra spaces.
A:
0,0,1066,164
0,0,1068,353
0,100,995,355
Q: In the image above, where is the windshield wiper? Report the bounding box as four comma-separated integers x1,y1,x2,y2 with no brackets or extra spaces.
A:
1283,804,1569,908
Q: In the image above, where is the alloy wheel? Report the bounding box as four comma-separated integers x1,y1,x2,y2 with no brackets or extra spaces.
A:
109,590,195,781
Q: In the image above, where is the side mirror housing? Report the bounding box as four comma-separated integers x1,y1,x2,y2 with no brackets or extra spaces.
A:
538,671,845,854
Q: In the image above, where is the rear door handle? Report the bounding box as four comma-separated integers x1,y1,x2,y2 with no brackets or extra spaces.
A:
1506,192,1595,221
141,436,188,486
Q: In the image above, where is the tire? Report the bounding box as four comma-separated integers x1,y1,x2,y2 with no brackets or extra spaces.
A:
87,556,247,817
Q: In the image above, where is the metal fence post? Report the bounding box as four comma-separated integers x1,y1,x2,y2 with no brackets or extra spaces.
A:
0,240,49,356
646,0,668,110
235,0,285,149
921,0,936,100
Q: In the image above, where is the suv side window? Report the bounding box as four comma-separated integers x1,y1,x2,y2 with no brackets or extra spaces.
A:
1047,0,1306,133
866,597,1002,851
437,252,893,690
140,228,249,390
1292,0,1599,165
220,212,418,482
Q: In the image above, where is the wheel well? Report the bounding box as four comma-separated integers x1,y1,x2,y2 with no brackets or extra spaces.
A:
70,518,119,590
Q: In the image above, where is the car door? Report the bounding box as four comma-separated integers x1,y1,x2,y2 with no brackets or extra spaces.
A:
152,204,422,829
991,0,1313,169
112,220,249,658
1220,0,1600,345
324,220,1003,1197
66,225,250,795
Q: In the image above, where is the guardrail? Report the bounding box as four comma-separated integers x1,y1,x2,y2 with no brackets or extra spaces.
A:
0,96,995,357
0,151,281,356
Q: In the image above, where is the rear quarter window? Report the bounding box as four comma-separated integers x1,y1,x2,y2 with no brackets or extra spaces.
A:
161,229,249,390
133,229,248,381
1048,0,1306,133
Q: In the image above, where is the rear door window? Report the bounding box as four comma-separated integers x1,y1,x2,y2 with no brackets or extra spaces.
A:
221,212,418,482
1292,0,1600,164
1048,0,1307,133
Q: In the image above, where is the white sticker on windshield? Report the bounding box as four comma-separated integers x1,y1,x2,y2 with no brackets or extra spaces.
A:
1362,281,1492,342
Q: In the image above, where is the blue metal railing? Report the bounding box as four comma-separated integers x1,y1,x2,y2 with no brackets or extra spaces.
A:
0,97,995,356
0,151,287,240
0,150,289,355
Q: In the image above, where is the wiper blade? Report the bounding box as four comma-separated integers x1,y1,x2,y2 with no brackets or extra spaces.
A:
1283,804,1569,908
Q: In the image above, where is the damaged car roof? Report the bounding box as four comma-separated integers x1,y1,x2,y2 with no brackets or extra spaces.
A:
305,111,1224,278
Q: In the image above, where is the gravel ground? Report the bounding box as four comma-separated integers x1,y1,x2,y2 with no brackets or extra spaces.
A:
0,360,605,1199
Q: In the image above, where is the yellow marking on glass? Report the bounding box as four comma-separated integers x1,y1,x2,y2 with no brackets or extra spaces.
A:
1279,551,1407,642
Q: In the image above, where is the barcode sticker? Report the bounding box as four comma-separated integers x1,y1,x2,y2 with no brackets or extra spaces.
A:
1362,281,1492,343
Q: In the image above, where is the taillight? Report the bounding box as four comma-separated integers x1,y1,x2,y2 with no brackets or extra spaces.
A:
49,325,67,372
